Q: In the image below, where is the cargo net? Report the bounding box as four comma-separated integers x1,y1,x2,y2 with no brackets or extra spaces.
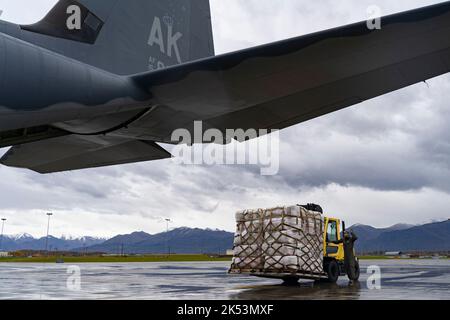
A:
230,206,324,275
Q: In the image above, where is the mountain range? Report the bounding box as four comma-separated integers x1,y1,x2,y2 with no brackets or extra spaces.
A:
0,233,106,252
349,220,450,253
1,220,449,254
81,228,234,255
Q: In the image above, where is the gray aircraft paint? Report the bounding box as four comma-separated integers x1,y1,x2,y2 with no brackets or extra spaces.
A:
0,31,147,129
0,0,450,173
0,0,214,133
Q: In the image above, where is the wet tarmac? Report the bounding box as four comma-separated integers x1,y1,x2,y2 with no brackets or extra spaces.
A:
0,259,449,300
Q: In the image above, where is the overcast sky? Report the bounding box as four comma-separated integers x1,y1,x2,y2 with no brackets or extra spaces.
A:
0,0,449,238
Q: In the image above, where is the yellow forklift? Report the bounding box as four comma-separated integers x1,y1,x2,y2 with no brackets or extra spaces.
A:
323,216,360,283
232,204,360,284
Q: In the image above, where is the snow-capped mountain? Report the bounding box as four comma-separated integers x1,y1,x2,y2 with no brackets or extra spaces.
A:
7,233,35,242
0,234,107,251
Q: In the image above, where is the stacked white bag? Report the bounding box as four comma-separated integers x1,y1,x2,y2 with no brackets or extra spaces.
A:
232,209,263,270
230,205,324,275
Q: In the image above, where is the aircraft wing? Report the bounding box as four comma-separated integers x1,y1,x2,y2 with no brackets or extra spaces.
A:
127,1,450,143
0,135,171,174
2,1,450,173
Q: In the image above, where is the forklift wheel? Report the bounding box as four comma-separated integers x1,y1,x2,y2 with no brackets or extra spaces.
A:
347,260,360,281
326,260,340,283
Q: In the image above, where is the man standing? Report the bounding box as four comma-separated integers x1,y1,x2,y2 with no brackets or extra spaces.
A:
333,230,360,281
342,230,359,281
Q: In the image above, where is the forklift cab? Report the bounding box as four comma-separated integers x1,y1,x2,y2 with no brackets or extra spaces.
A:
324,217,345,262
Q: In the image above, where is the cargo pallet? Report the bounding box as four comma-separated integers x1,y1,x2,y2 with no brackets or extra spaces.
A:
229,269,327,281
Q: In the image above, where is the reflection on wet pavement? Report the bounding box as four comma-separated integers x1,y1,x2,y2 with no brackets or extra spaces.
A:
232,281,363,300
0,260,448,300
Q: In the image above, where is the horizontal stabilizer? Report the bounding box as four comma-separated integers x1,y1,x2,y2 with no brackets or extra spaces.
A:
0,135,171,174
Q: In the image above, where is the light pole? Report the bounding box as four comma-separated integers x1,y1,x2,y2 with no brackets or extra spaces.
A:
45,212,53,254
0,218,6,252
165,218,171,255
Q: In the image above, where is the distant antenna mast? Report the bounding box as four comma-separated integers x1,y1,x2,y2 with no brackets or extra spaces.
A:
45,213,53,255
0,218,6,252
165,218,172,256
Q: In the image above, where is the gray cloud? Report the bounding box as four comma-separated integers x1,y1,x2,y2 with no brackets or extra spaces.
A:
274,76,450,193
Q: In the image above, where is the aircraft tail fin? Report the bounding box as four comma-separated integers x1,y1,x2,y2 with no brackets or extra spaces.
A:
20,0,215,75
